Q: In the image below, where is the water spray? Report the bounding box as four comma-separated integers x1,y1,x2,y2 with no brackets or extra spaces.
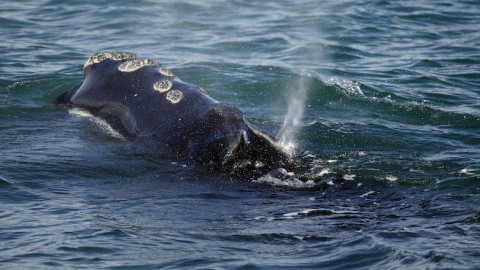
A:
278,74,310,155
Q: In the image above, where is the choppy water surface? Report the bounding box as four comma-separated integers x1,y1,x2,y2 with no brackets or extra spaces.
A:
1,0,480,269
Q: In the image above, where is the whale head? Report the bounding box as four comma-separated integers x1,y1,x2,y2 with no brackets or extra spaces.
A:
190,103,292,175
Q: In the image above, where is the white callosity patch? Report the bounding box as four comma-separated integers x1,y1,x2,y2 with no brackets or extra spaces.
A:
118,58,159,72
158,68,174,77
85,52,182,104
153,80,173,93
84,52,137,68
166,90,183,104
152,79,183,104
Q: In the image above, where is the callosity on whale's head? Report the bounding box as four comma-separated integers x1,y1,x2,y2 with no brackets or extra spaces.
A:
55,51,293,175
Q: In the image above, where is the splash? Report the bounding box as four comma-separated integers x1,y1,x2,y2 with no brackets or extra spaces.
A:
277,74,310,155
68,107,126,140
255,168,316,188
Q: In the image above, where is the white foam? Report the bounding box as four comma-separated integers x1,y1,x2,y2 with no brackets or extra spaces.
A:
279,141,297,154
385,175,398,181
118,58,159,72
325,77,364,96
255,173,315,188
68,108,125,140
459,168,475,175
283,212,300,218
359,190,375,198
166,90,183,104
343,174,356,181
303,152,317,159
318,168,332,177
283,208,358,218
153,80,172,93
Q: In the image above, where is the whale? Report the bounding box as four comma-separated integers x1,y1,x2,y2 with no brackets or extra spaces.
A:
54,52,292,174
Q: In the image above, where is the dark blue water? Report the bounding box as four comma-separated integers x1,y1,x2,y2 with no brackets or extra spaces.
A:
1,0,480,269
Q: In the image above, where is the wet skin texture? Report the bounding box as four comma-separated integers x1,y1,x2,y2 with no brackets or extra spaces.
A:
55,52,291,175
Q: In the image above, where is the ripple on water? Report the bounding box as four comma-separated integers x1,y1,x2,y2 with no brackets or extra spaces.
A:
0,175,13,187
1,0,480,269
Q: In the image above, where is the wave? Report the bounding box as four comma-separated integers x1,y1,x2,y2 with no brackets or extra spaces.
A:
0,175,13,188
281,74,480,130
250,73,480,188
67,108,126,141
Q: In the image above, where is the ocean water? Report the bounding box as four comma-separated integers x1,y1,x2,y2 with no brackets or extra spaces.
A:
1,0,480,269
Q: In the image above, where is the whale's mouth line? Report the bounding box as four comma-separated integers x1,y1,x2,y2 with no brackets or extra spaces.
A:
215,128,293,175
252,129,293,157
221,130,249,166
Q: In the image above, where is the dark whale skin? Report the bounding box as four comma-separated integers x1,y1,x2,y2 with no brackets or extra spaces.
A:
55,52,292,175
